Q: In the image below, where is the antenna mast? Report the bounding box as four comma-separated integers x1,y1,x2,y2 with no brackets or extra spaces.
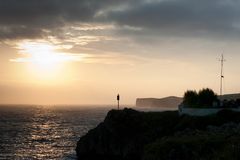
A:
219,54,225,96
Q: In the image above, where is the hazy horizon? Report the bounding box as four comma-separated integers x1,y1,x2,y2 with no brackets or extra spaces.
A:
1,0,240,105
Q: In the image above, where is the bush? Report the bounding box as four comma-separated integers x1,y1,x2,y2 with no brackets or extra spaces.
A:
183,88,218,108
183,90,198,107
198,88,218,107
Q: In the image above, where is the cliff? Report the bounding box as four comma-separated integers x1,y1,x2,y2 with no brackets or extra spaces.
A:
136,96,182,108
220,93,240,100
76,108,240,160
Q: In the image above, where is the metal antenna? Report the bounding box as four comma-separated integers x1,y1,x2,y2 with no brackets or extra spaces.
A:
219,54,226,96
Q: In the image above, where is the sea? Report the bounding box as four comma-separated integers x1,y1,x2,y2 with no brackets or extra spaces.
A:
0,105,171,159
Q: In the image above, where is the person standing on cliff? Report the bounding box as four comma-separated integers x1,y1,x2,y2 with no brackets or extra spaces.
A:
117,94,120,110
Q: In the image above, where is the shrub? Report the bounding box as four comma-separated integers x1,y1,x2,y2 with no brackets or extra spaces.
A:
183,90,198,107
198,88,218,107
183,88,218,108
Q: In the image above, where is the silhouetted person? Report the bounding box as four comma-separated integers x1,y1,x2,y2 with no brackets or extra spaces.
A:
117,94,120,110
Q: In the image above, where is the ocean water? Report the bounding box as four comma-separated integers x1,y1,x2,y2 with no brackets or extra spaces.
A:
0,105,112,160
0,105,173,159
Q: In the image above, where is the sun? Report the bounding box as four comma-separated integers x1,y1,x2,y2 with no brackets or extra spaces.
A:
10,41,79,83
9,40,86,83
18,41,65,69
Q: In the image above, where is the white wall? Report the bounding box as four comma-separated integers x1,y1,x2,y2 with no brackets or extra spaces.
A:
178,106,240,116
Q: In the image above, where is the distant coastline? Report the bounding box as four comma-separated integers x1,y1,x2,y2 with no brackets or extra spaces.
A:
136,93,240,109
136,96,183,108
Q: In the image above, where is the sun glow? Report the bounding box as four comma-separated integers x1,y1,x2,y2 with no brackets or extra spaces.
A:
10,41,84,83
16,41,74,68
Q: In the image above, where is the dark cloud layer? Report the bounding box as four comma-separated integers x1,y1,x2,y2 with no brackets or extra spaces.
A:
0,0,240,40
108,0,240,38
0,0,135,39
0,0,100,39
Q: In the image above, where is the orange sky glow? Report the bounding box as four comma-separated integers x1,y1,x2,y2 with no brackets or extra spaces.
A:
1,1,240,105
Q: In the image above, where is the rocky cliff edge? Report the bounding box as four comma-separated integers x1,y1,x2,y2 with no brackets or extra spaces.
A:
76,108,240,160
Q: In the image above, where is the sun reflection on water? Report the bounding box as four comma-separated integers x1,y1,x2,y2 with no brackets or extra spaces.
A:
0,105,110,159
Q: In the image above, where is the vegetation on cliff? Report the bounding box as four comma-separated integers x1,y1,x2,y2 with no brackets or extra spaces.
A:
76,108,240,160
182,88,240,108
183,88,219,108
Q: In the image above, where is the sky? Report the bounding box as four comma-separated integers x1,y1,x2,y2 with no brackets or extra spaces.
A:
1,0,240,105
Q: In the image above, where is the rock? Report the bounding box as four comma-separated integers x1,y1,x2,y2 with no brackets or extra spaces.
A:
76,108,146,160
76,108,240,160
76,108,179,160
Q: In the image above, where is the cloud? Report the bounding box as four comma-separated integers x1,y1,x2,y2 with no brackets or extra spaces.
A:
105,0,240,38
1,0,240,40
0,0,137,40
0,0,95,39
1,0,240,62
9,40,145,65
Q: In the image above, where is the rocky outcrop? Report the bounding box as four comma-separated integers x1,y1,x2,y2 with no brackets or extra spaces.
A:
76,108,179,160
136,96,182,108
76,108,240,160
